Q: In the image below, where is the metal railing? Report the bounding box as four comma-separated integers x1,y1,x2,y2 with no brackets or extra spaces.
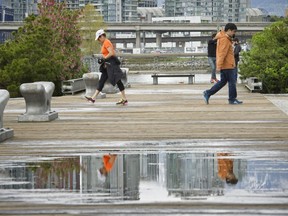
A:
96,53,209,73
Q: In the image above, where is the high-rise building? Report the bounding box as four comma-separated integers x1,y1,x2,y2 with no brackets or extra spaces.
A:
11,0,37,21
165,0,251,23
4,0,139,22
70,0,138,23
121,0,138,22
138,0,157,7
1,0,14,21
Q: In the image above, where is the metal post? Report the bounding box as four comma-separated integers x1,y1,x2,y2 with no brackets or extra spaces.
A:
2,6,5,23
135,30,141,48
156,32,162,48
25,0,29,18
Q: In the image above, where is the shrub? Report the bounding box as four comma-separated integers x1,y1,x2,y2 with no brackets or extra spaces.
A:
239,18,288,93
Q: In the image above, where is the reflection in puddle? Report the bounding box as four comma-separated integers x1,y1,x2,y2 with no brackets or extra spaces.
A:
0,152,288,204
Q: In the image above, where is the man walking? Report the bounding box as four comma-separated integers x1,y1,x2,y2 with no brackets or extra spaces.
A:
203,23,243,105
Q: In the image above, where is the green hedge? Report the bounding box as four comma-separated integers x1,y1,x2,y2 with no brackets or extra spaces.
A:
239,18,288,93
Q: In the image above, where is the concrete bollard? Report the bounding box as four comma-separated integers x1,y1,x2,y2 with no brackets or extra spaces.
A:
18,81,58,122
83,72,106,99
0,90,14,142
121,67,130,88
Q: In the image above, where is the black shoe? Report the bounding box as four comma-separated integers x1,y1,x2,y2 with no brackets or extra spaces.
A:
85,96,95,103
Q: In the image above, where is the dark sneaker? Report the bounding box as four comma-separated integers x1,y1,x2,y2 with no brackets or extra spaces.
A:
203,91,210,105
85,96,95,103
116,99,128,105
229,99,243,105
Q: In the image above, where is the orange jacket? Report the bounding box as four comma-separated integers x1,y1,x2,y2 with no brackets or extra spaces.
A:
217,153,234,180
103,155,116,172
215,31,235,70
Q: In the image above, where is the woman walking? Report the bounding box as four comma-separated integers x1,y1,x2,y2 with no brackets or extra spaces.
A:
85,29,128,105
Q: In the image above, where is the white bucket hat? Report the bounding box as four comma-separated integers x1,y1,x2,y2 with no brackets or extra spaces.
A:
95,29,105,40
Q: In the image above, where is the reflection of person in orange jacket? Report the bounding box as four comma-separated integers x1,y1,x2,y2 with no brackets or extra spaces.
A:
98,154,117,178
217,153,238,185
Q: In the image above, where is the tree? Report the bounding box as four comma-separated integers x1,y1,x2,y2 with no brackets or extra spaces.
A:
269,15,285,22
239,18,288,93
38,0,84,80
0,0,88,97
0,15,62,97
78,4,106,56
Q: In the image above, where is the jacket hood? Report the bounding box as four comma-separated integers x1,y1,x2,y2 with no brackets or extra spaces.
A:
215,31,232,41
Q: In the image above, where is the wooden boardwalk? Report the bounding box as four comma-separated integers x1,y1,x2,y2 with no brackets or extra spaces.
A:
1,83,288,156
1,83,288,215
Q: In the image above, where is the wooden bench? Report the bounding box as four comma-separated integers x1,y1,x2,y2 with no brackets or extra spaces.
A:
151,73,195,85
62,78,85,95
245,77,262,93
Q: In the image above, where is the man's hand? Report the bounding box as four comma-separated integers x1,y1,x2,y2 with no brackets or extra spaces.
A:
216,69,221,73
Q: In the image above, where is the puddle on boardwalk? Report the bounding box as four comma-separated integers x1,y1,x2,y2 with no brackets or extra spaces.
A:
1,151,288,205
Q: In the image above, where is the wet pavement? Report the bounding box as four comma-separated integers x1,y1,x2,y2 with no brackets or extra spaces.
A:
0,146,288,211
1,77,288,215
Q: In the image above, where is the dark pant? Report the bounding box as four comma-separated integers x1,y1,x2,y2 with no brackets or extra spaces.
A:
208,57,216,79
97,70,125,92
205,68,237,102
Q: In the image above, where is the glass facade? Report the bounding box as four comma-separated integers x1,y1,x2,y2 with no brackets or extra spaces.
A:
138,0,157,7
0,0,14,22
165,0,251,22
3,0,251,23
3,0,139,22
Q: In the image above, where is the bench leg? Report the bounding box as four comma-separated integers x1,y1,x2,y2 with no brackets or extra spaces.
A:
188,76,193,84
153,77,158,85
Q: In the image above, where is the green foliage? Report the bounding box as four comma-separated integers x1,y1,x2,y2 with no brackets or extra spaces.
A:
0,16,62,97
239,17,288,93
38,0,85,80
0,1,88,97
78,4,106,56
269,15,285,22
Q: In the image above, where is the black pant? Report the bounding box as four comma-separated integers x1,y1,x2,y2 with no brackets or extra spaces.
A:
97,70,125,92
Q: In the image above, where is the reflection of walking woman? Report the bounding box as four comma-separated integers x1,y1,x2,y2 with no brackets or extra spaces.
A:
98,154,117,180
85,29,128,105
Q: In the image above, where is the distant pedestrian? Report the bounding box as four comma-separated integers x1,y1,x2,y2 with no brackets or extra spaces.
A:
233,37,242,80
207,33,218,83
203,23,243,105
85,29,128,105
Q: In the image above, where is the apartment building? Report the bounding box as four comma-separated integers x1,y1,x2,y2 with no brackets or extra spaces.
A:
165,0,251,22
